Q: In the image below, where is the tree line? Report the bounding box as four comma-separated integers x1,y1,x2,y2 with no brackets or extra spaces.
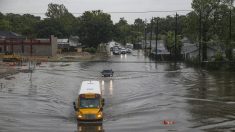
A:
0,0,234,60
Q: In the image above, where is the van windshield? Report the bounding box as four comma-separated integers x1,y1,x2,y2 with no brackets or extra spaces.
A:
80,98,100,108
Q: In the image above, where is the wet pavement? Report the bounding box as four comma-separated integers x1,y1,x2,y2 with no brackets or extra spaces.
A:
0,50,235,132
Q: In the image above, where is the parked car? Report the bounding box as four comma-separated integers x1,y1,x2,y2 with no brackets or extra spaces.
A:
126,48,132,53
120,48,127,54
101,70,114,77
113,48,120,55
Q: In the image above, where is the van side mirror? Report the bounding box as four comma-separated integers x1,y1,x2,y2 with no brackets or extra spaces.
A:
73,102,77,111
102,99,105,106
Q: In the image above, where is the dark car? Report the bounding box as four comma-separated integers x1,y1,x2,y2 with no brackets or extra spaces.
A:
101,70,114,77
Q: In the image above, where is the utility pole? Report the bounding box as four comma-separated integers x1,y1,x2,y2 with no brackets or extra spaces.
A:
175,12,178,61
144,27,147,52
144,19,147,52
199,11,202,64
137,23,140,48
229,0,232,60
155,18,159,60
150,17,153,54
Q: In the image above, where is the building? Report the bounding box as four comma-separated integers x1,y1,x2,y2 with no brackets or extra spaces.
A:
142,40,170,55
181,42,225,61
0,31,57,56
0,30,25,40
57,36,81,52
181,43,198,60
57,38,69,52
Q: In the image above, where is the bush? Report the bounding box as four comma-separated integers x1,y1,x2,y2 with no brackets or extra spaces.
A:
83,47,97,53
214,52,224,61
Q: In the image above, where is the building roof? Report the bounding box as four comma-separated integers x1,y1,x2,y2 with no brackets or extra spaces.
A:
181,43,198,54
79,81,101,95
57,39,69,44
0,30,24,39
181,42,224,55
57,37,81,47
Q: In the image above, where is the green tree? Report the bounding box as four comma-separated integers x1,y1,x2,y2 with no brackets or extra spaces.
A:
35,18,64,38
45,3,76,37
192,0,234,60
1,13,40,38
113,18,130,45
0,19,11,31
78,10,113,48
183,11,199,42
166,31,182,57
45,3,69,19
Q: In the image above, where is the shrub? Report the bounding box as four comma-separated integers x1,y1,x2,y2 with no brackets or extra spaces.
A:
83,47,97,53
214,52,224,61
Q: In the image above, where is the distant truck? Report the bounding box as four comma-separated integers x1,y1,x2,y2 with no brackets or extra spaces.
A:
73,81,105,122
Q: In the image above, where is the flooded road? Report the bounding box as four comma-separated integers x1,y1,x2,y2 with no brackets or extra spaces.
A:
0,50,235,132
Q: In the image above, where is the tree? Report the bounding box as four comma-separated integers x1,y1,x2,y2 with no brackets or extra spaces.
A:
35,18,64,38
166,31,182,57
113,18,132,45
78,10,113,48
45,3,76,37
0,19,11,31
0,13,40,38
45,3,69,19
192,0,234,60
132,18,145,44
183,11,199,42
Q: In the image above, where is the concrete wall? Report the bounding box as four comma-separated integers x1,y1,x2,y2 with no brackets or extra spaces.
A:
51,35,57,56
32,45,52,56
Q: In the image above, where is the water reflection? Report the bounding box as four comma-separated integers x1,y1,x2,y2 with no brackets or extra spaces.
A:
101,79,113,96
77,123,104,132
28,81,37,96
185,71,235,130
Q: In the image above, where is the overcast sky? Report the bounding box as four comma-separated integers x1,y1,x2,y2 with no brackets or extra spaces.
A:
0,0,193,23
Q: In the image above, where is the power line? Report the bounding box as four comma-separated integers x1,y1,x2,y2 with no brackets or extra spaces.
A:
1,9,193,15
105,10,192,14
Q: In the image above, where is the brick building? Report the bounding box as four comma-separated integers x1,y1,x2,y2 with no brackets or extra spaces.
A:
0,32,57,56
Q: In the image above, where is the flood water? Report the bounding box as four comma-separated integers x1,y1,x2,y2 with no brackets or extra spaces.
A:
0,50,235,132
